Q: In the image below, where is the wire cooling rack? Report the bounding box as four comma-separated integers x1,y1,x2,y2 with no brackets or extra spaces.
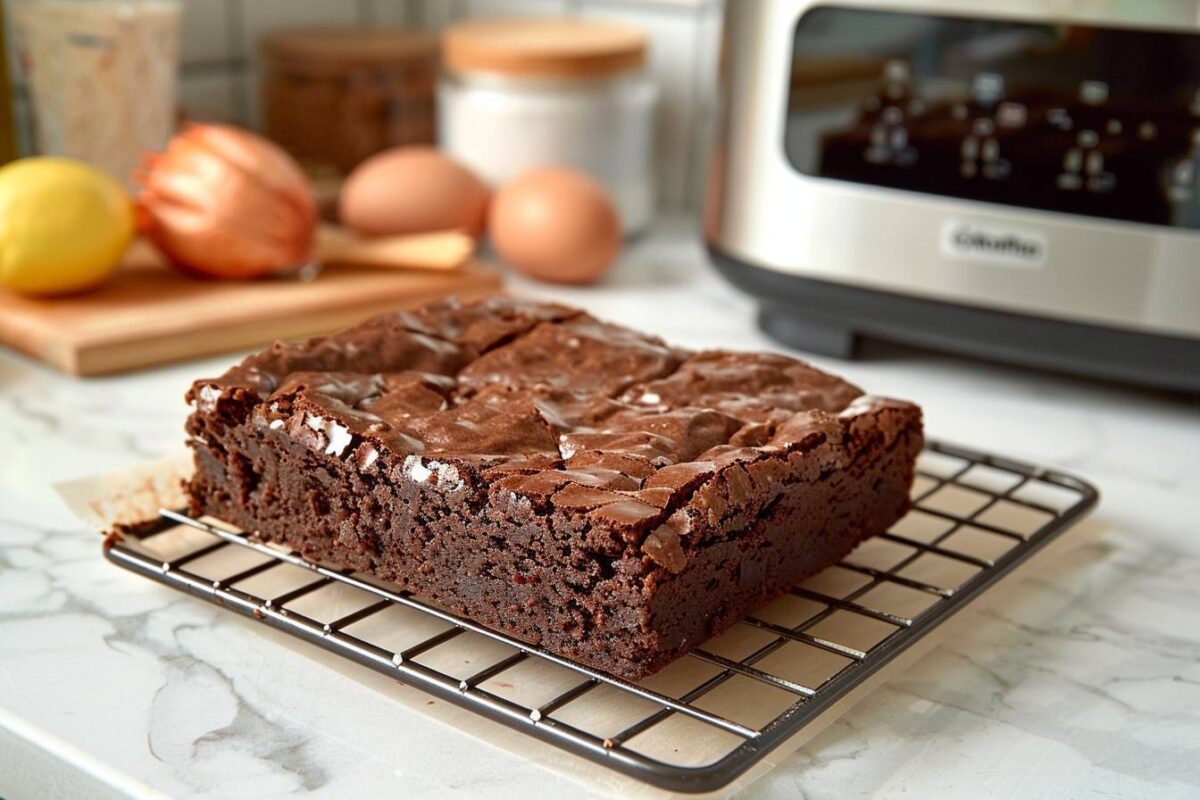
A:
103,440,1096,793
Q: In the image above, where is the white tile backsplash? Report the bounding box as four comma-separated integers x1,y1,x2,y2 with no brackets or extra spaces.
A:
237,0,360,59
179,72,240,123
686,0,722,209
180,0,232,65
164,0,723,212
368,0,421,25
239,67,264,129
416,0,469,28
583,1,705,211
465,0,571,18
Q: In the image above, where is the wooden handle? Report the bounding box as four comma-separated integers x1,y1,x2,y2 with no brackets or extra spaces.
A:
316,224,475,272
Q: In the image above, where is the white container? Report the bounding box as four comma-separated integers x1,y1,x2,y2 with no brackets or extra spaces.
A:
438,19,658,233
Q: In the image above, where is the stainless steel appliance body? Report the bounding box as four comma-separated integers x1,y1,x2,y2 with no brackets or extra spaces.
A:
705,0,1200,391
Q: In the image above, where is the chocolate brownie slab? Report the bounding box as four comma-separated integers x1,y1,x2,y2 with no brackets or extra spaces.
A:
185,297,923,679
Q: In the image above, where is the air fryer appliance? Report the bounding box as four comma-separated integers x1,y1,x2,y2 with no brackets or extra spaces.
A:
705,0,1200,391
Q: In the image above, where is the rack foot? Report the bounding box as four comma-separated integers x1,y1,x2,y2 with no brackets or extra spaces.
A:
758,303,861,359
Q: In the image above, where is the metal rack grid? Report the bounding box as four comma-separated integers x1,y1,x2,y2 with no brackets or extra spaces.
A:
103,440,1097,793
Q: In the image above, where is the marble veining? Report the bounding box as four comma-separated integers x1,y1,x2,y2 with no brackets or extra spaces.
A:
2,220,1199,799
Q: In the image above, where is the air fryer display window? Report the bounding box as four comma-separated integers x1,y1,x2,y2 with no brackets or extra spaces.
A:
784,6,1200,229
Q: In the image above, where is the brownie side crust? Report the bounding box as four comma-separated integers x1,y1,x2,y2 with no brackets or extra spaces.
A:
185,297,923,679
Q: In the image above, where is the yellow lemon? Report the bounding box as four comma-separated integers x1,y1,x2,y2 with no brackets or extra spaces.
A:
0,157,135,295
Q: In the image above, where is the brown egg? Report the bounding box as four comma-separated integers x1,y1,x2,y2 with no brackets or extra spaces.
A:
489,167,621,284
339,146,490,237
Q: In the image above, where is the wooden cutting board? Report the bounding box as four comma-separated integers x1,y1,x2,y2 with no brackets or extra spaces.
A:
0,240,503,376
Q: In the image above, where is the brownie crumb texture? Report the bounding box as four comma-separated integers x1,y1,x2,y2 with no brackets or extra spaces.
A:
185,297,923,679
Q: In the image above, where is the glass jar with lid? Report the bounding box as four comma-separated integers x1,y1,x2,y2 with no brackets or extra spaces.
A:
261,26,437,175
438,19,658,233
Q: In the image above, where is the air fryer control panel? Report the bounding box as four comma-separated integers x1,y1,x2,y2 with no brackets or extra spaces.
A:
784,6,1200,228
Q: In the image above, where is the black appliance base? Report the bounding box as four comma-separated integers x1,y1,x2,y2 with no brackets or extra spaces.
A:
709,244,1200,393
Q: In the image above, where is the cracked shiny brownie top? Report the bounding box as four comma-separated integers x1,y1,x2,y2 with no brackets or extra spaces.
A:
188,296,914,572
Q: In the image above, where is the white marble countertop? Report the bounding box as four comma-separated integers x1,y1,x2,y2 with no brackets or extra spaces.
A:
2,220,1198,799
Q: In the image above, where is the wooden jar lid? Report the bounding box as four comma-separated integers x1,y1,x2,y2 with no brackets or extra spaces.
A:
442,19,647,78
261,26,437,70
